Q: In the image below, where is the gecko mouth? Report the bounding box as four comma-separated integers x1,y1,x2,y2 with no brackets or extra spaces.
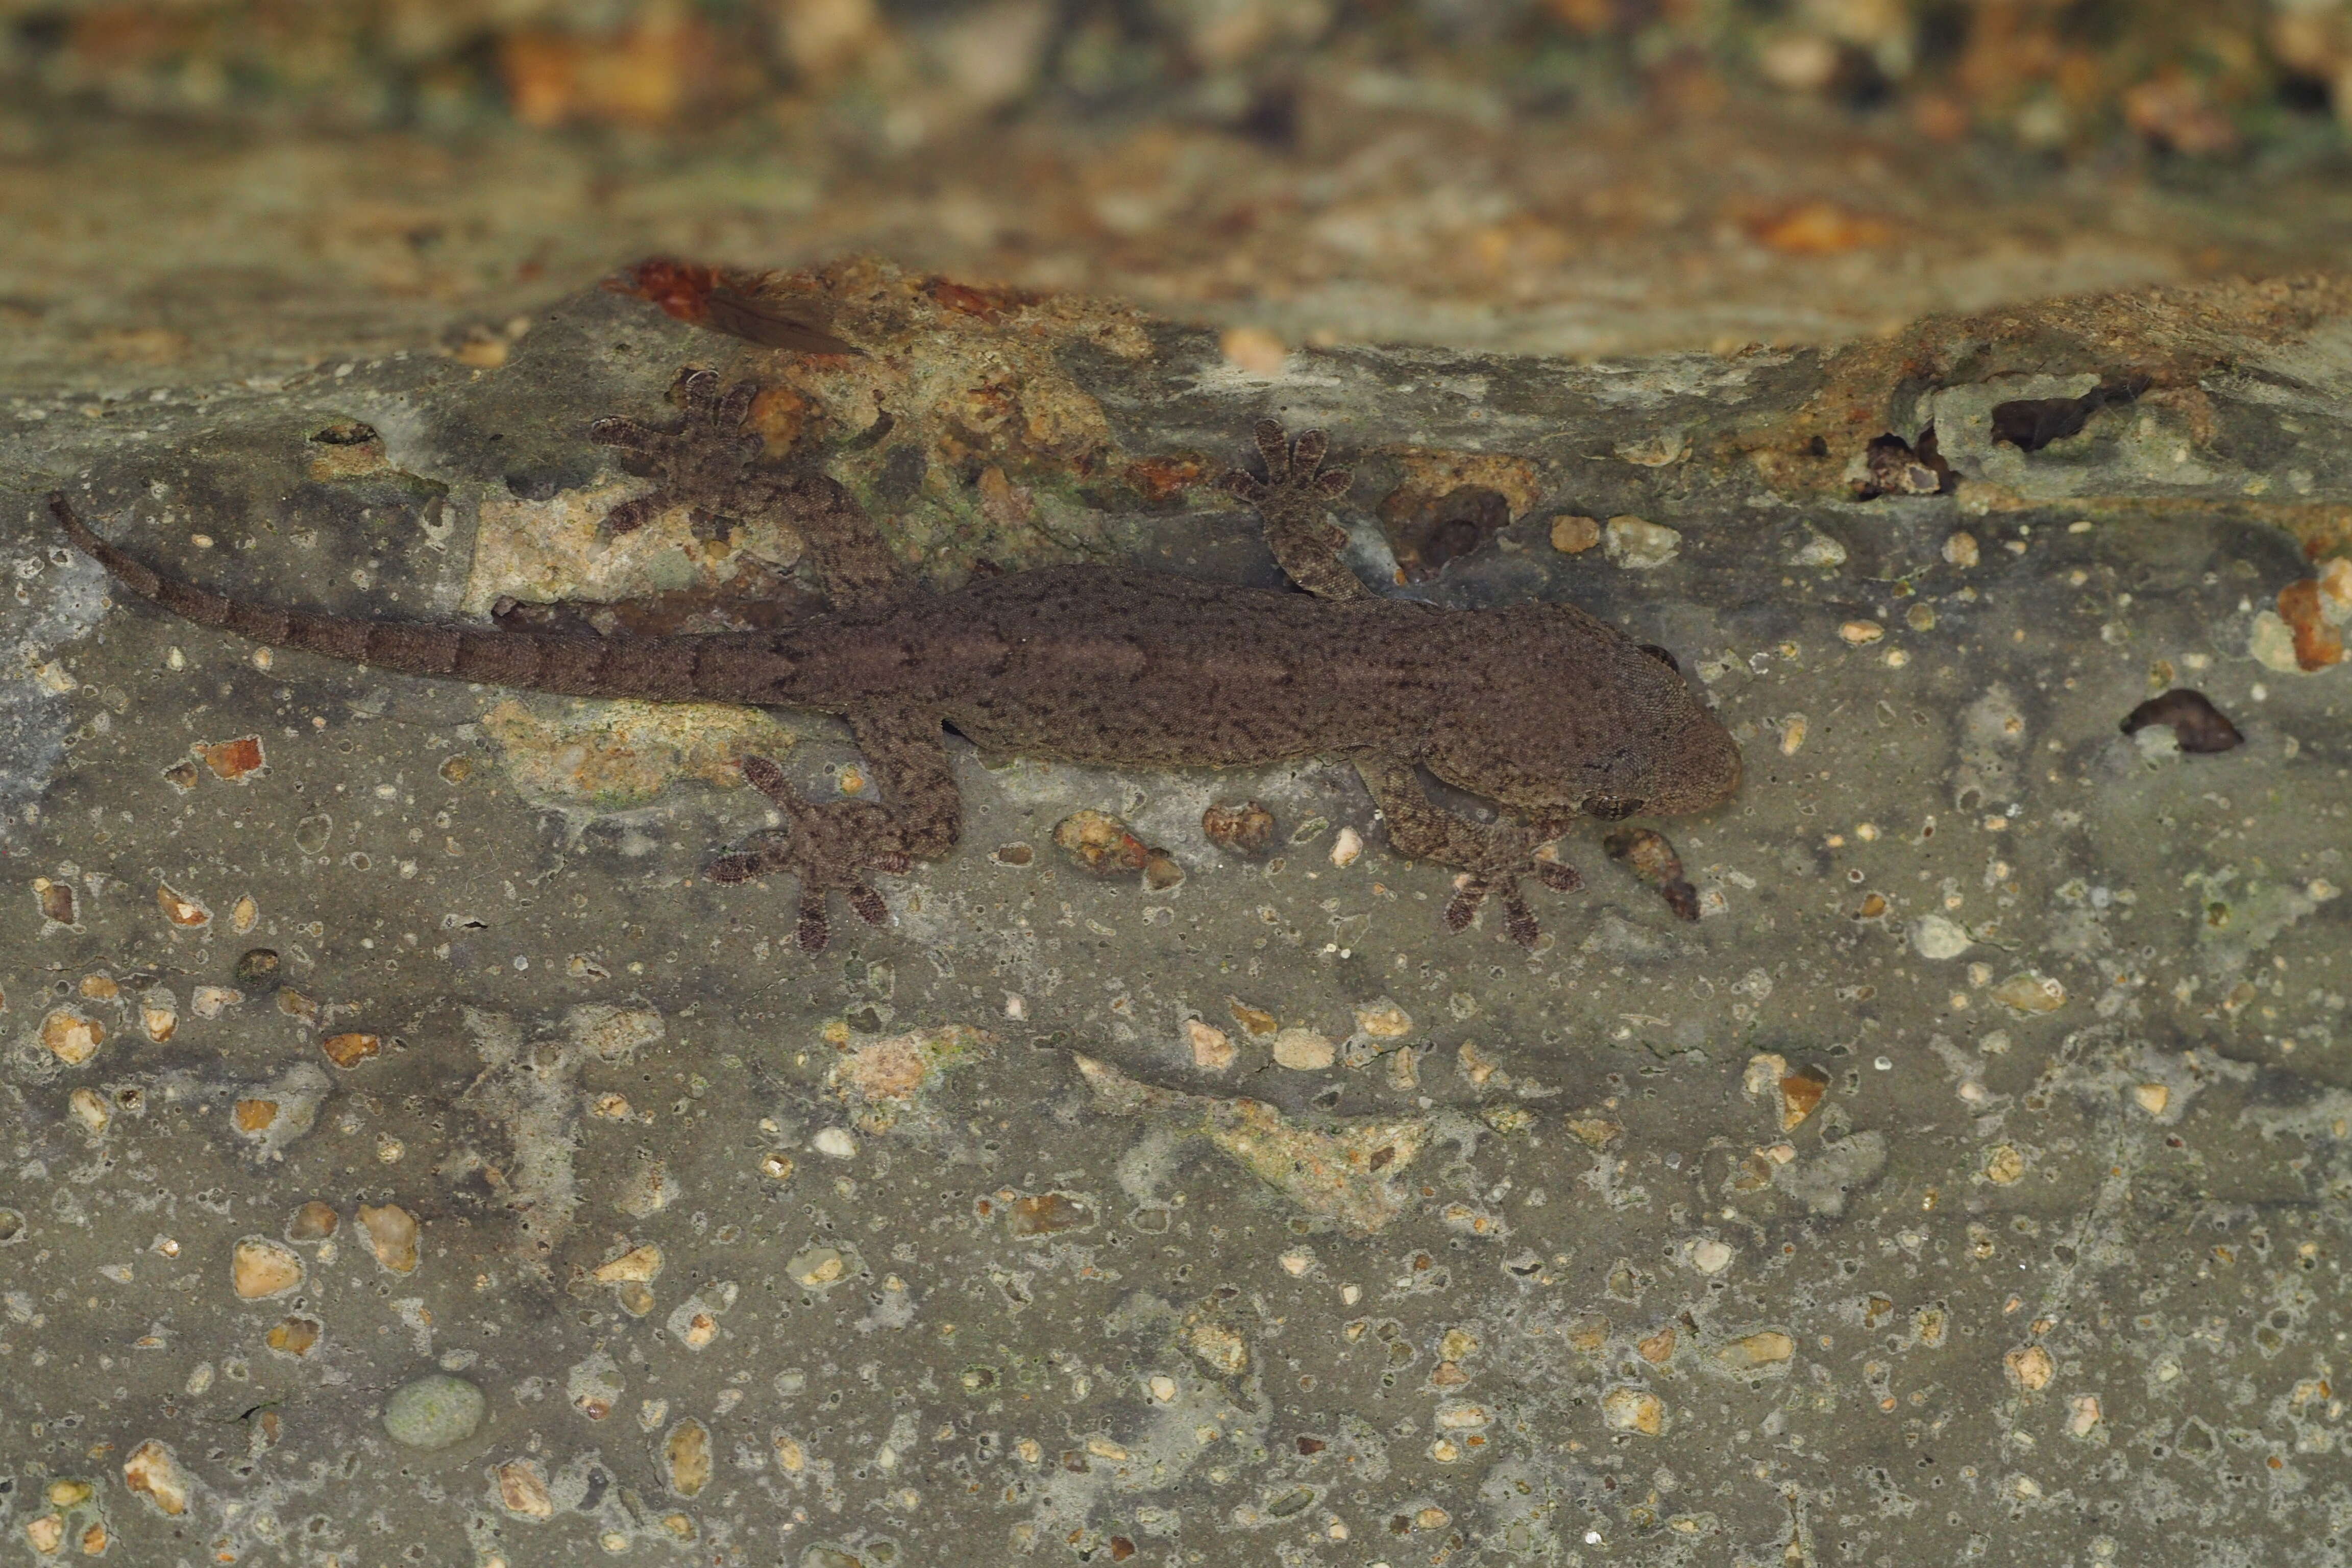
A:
1583,795,1647,821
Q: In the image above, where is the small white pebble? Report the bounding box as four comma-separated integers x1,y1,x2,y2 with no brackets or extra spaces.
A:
1691,1239,1733,1275
812,1127,858,1160
1330,826,1363,868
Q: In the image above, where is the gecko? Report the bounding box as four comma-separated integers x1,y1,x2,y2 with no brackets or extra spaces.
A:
52,368,1742,953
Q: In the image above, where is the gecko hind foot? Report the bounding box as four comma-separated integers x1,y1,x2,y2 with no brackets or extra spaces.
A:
708,754,912,952
1442,856,1584,949
588,368,767,534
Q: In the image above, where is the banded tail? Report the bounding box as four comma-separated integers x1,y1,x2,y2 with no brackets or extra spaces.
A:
51,493,707,700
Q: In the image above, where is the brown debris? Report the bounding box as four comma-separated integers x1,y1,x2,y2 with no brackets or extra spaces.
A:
2121,689,2243,753
2277,577,2347,671
198,736,265,781
34,877,74,925
1203,801,1276,857
1603,827,1700,921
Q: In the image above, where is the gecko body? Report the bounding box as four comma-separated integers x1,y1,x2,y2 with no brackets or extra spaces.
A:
55,371,1740,951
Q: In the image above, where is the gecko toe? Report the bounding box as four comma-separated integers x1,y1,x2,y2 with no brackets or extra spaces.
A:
847,883,890,927
716,379,758,429
707,850,767,884
1443,880,1486,933
601,494,664,534
795,890,831,952
1314,467,1353,498
674,367,724,415
741,754,798,806
1253,419,1291,480
589,416,658,453
1534,858,1584,893
1291,428,1328,472
1222,471,1270,505
1500,887,1541,948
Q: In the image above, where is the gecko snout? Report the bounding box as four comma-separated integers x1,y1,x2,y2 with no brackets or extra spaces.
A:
1660,722,1743,814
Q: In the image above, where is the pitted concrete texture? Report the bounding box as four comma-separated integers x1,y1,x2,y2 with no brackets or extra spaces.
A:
3,272,2349,1565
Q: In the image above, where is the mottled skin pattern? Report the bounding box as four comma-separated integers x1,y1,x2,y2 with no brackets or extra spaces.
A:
54,371,1743,951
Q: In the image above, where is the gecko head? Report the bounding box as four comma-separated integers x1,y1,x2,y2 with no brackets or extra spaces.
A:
1615,710,1743,817
1583,642,1744,819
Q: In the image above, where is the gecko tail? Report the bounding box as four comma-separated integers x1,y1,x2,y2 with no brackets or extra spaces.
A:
50,492,704,698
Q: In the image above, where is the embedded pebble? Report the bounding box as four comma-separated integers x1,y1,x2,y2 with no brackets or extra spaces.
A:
497,1459,554,1517
1839,620,1884,645
665,1418,712,1497
321,1032,382,1068
382,1375,485,1449
788,1245,850,1289
121,1439,190,1515
41,1009,104,1066
1603,514,1681,569
1185,1018,1236,1072
1790,525,1847,567
1909,914,1973,960
1052,808,1148,875
1720,1331,1794,1368
1602,1387,1664,1435
593,1244,663,1284
357,1202,420,1274
1991,972,2068,1013
231,1238,303,1298
1548,513,1601,553
1690,1239,1734,1274
812,1126,859,1159
1271,1027,1336,1071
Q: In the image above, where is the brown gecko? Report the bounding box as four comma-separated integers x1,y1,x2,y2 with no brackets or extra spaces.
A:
52,369,1742,952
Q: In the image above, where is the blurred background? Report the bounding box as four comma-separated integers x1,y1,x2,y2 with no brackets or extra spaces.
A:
7,0,2352,385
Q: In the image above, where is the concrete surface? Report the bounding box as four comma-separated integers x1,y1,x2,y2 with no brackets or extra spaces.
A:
4,267,2350,1566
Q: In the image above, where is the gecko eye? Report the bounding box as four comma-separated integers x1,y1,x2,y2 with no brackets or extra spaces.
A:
1637,644,1679,674
1584,795,1646,821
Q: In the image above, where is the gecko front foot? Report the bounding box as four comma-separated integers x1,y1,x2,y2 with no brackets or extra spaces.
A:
1442,844,1585,949
587,368,768,534
1222,419,1364,600
708,755,912,952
